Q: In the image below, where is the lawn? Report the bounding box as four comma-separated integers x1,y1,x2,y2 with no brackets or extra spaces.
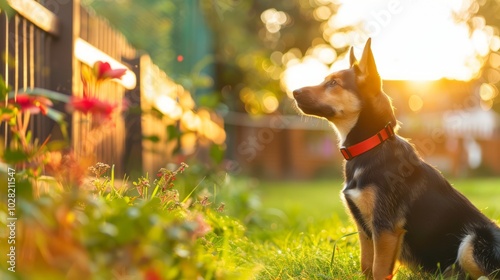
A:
242,177,500,279
3,169,498,279
257,177,500,223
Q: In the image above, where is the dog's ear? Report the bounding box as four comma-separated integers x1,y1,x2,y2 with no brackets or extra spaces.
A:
358,38,380,79
349,46,357,67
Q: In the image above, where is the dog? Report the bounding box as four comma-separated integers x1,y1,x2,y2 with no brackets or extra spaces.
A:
292,38,500,280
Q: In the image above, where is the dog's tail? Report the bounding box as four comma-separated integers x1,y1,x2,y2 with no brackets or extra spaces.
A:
472,225,500,278
458,225,500,279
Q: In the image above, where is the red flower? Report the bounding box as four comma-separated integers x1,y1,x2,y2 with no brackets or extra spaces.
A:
93,61,126,81
66,96,118,119
10,94,53,115
144,268,163,280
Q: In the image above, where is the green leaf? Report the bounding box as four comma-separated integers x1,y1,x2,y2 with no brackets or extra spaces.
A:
46,140,69,151
193,74,213,88
143,134,160,143
45,108,66,123
37,175,62,189
181,176,204,204
2,149,31,163
150,107,165,119
13,176,34,200
46,108,68,139
197,93,220,109
150,181,161,199
58,120,69,140
166,124,181,141
25,130,32,143
110,164,115,193
0,107,16,120
0,74,11,99
209,144,225,164
0,1,15,18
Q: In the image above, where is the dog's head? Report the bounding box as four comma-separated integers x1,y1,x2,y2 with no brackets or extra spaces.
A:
293,39,396,143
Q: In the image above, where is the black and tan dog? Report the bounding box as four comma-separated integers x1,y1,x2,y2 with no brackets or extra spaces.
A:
293,38,500,279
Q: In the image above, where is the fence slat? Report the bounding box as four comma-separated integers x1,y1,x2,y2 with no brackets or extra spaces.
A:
7,0,59,36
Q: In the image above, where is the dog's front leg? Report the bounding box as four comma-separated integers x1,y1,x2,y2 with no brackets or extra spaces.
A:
372,228,405,280
358,229,374,278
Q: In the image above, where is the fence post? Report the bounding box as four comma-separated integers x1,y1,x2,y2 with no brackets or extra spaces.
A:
123,56,144,177
48,0,80,140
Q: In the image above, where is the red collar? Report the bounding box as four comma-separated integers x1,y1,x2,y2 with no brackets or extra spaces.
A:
340,123,395,160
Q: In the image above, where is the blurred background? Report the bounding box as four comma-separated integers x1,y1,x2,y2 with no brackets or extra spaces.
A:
2,0,500,179
1,1,500,278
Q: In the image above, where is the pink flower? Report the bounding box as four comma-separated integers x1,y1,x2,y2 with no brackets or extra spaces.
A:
191,214,211,239
10,94,53,115
66,96,118,119
93,61,126,81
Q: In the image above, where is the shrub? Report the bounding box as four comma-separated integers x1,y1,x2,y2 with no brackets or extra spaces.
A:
0,162,256,279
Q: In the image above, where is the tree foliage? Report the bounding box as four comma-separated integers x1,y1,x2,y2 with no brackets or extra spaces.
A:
201,0,341,114
84,0,345,114
461,0,500,113
83,0,179,74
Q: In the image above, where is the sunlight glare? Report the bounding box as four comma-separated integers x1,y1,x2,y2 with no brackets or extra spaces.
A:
323,0,493,80
281,57,329,97
155,95,182,120
310,44,337,64
280,0,499,98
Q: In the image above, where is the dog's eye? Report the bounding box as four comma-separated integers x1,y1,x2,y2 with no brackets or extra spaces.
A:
326,80,338,87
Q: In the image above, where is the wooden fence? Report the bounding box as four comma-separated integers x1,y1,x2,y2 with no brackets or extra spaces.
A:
0,0,223,176
0,0,59,150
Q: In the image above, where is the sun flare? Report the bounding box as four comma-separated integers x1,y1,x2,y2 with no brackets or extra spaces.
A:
281,0,499,94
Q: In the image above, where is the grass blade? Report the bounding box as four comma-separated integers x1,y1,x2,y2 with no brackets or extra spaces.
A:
182,176,206,204
330,231,359,267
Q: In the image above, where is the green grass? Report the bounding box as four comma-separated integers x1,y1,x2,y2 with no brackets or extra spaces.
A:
258,178,347,222
257,177,500,221
451,178,500,218
243,177,500,279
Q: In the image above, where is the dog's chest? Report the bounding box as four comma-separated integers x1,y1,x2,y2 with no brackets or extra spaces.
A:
342,168,376,231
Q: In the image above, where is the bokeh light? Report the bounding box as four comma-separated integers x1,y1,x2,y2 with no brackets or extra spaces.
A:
155,95,182,120
408,95,424,112
261,8,289,34
262,92,279,113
